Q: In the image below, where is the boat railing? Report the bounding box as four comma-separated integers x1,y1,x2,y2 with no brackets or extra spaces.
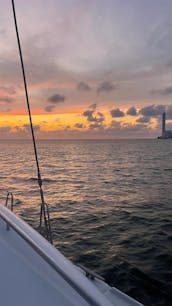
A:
0,206,102,306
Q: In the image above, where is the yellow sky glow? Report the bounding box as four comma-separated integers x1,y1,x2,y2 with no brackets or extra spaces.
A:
0,109,157,132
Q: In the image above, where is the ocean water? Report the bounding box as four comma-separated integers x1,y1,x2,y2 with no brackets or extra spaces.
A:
0,139,172,305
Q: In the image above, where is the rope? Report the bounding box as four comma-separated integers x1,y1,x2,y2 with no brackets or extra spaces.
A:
5,191,14,211
5,191,14,230
11,0,53,244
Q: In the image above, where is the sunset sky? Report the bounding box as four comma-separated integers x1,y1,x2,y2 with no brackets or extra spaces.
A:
1,0,172,138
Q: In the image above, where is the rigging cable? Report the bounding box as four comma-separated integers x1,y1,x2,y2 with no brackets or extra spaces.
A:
11,0,53,244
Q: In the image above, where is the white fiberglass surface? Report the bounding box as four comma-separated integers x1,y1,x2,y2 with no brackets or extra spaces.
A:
0,206,143,306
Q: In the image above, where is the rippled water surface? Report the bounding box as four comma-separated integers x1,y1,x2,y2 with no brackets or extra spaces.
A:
0,139,172,305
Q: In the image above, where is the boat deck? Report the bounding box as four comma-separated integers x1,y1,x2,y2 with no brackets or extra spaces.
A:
0,205,143,306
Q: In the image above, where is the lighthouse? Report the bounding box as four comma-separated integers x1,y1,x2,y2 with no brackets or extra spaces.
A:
162,112,166,138
158,111,172,138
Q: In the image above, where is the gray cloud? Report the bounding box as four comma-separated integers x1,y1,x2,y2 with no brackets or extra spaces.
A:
1,0,172,108
65,125,71,131
110,108,125,118
48,94,66,104
44,105,55,112
159,86,172,95
97,112,104,118
89,103,97,110
109,120,121,129
45,93,66,112
77,81,91,91
139,105,165,117
82,104,104,123
152,85,172,96
127,106,137,116
75,123,84,129
166,105,172,119
89,122,104,130
136,116,151,123
82,104,105,126
0,96,13,103
97,81,117,94
82,109,94,119
83,110,104,123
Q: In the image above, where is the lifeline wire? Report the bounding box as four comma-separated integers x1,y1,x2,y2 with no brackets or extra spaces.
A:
11,0,53,244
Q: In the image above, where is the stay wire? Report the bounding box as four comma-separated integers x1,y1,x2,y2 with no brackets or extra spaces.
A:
11,0,53,244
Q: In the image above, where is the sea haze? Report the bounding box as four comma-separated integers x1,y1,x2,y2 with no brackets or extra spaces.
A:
0,139,172,305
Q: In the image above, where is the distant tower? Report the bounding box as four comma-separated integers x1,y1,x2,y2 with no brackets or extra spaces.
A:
162,112,166,138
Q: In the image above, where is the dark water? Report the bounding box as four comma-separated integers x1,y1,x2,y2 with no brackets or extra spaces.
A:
0,139,172,305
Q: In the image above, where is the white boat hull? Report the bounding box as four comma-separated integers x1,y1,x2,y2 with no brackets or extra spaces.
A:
0,205,143,306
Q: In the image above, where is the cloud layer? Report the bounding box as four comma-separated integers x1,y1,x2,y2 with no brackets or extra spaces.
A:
111,108,125,118
1,0,172,138
45,93,66,112
97,81,116,94
77,82,91,91
47,94,66,103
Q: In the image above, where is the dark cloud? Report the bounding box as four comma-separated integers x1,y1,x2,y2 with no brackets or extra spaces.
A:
109,120,121,129
44,105,55,112
82,103,96,118
97,112,104,118
89,122,104,130
127,106,137,116
75,123,84,129
0,96,13,103
95,116,104,123
47,94,66,104
65,125,71,131
82,109,94,119
77,81,91,91
110,108,125,118
97,81,117,94
82,104,104,123
160,86,172,95
45,93,66,112
84,112,104,123
166,105,172,119
152,86,172,96
136,116,151,123
139,105,165,117
83,110,104,123
89,103,97,110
